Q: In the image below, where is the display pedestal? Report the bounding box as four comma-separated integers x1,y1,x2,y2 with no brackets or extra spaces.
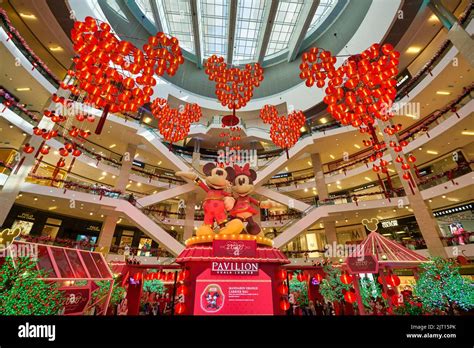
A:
176,235,290,315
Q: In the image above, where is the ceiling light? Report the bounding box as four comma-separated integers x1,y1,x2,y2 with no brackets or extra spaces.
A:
461,131,474,135
320,117,327,124
89,212,93,216
447,197,460,202
436,91,450,95
285,167,289,171
426,150,438,155
48,206,57,211
33,197,38,201
388,168,395,173
354,144,360,149
364,177,371,181
337,185,342,190
157,161,162,165
442,195,446,199
406,46,421,54
143,117,152,124
20,13,37,19
100,214,104,218
300,126,306,132
405,114,418,119
304,188,308,192
429,14,438,22
109,144,116,149
336,180,341,185
98,176,105,180
137,182,142,187
112,175,116,179
15,87,31,92
49,46,63,52
329,154,335,159
307,161,312,166
134,153,139,158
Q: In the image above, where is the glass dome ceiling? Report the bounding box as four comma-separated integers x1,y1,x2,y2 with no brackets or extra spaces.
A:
132,0,339,65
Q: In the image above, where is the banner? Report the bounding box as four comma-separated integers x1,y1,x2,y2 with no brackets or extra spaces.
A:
193,268,273,315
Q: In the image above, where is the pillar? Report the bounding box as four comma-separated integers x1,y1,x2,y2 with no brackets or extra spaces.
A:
0,117,54,227
377,120,447,257
311,153,337,246
428,0,474,66
192,139,201,168
97,143,137,252
183,192,197,240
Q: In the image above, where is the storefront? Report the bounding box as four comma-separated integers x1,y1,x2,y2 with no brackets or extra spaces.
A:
434,203,474,245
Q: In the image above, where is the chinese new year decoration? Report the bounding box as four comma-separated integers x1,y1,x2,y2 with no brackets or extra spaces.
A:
150,98,202,144
64,16,184,135
300,43,418,195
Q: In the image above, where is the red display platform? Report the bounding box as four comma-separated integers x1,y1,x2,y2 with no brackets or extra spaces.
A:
176,239,290,315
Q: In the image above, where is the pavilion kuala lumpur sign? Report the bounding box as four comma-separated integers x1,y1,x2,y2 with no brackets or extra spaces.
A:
211,240,259,275
346,255,379,274
211,261,259,275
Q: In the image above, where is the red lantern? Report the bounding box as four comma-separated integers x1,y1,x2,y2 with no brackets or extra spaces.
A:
279,298,290,311
407,154,416,163
344,290,357,303
296,272,305,282
167,272,175,281
175,302,186,315
23,144,35,154
277,283,288,295
277,269,287,281
340,272,353,285
177,285,188,295
386,274,400,287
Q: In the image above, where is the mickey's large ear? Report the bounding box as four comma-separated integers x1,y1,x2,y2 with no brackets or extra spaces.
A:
361,219,369,225
225,166,236,181
249,169,257,183
203,163,216,176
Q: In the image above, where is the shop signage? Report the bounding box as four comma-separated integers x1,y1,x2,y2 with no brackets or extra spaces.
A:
17,212,35,221
346,255,379,274
381,220,398,228
61,287,90,315
132,159,145,168
86,225,101,232
272,172,291,179
211,261,259,275
213,239,256,257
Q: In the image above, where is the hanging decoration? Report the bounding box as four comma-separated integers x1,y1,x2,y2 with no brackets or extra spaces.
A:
150,98,202,144
300,43,417,193
64,17,184,135
204,55,264,113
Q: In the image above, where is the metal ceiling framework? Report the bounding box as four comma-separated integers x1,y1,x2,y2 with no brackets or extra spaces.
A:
126,0,339,67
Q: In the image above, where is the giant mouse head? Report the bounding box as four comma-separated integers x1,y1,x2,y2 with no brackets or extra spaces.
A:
231,163,257,196
202,162,235,190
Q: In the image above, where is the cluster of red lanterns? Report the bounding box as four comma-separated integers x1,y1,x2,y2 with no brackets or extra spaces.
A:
260,105,306,152
64,16,184,134
300,43,417,184
43,109,66,124
150,98,202,143
299,47,337,88
204,55,264,111
276,269,290,311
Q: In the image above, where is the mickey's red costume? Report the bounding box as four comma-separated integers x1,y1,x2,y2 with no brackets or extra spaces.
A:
176,163,244,236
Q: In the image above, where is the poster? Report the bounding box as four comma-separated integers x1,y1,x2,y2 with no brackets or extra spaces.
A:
193,268,273,315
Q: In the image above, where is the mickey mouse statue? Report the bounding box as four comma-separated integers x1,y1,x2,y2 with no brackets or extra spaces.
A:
229,163,281,235
176,163,244,236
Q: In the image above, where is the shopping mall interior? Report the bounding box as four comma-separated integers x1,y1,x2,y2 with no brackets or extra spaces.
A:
0,0,473,321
